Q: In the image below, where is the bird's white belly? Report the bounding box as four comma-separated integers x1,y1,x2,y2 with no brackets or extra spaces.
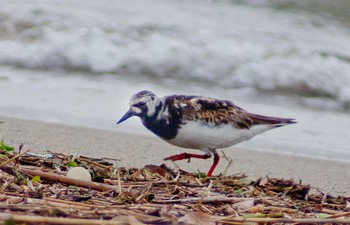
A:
165,121,273,151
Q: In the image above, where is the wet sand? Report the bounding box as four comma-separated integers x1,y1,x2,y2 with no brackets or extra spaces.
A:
0,116,349,196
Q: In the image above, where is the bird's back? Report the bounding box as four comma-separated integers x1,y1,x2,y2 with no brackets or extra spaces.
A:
164,95,295,128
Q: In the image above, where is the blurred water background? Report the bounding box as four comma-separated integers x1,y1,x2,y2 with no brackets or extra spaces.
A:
0,0,349,161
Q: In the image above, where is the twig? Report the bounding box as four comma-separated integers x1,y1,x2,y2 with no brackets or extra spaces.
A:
101,157,120,161
104,179,206,187
172,170,181,182
321,208,344,215
0,149,30,167
170,161,181,173
326,211,350,218
153,196,253,204
205,180,214,194
221,150,233,177
42,198,106,209
0,204,44,211
71,152,78,162
46,202,72,216
34,198,127,209
78,156,112,169
261,206,298,213
18,143,24,153
115,168,122,194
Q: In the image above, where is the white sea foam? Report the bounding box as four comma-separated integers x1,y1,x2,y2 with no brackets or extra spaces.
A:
0,0,350,110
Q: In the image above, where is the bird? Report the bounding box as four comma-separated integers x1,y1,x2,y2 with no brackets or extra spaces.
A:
117,90,296,176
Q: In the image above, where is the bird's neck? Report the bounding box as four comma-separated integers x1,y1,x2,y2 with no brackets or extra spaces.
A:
141,101,181,140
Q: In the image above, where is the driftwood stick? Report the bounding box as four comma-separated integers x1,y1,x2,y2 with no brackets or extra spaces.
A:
19,168,140,197
20,168,113,191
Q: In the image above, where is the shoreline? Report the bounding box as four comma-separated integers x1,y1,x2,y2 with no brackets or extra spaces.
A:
0,116,349,196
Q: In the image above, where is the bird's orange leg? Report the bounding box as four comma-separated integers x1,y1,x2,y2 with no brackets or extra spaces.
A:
164,150,220,177
164,152,211,162
206,150,220,177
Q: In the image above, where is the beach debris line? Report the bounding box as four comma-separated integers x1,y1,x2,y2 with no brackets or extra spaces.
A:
0,142,349,225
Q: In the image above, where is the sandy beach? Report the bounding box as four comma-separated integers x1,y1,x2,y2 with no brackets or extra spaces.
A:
0,116,349,196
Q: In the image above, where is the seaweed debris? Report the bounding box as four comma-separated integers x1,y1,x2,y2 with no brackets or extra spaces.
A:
0,143,349,225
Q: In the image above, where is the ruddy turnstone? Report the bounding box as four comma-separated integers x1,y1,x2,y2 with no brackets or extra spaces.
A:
117,90,296,176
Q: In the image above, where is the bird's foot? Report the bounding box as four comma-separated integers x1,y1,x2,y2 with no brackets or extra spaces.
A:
164,153,211,162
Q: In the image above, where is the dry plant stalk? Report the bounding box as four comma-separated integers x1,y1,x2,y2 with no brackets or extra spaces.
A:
0,146,349,225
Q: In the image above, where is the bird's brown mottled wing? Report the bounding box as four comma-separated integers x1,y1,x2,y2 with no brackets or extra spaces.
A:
166,95,296,128
166,95,254,129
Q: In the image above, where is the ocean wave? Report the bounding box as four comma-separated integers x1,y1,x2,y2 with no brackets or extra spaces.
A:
1,0,350,110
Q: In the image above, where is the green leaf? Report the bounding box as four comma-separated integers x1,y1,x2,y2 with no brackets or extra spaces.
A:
193,172,206,178
255,213,267,218
234,189,244,195
319,213,330,218
67,161,78,167
31,175,41,183
268,212,284,218
5,219,16,225
0,140,14,152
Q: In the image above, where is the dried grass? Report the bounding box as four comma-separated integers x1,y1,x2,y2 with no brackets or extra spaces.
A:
0,145,349,225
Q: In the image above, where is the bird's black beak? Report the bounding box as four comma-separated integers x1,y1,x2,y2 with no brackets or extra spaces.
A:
117,109,134,124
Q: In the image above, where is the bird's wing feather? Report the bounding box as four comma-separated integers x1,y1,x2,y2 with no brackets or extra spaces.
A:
165,95,254,129
164,95,296,129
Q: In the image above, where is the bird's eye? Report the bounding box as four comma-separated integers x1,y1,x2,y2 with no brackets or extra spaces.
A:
134,102,146,107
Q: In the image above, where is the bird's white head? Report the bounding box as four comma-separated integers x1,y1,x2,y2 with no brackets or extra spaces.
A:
117,90,162,124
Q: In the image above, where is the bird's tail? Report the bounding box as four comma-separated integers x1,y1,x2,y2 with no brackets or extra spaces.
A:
248,113,296,127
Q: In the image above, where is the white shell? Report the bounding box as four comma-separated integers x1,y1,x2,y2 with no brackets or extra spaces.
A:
66,167,92,181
